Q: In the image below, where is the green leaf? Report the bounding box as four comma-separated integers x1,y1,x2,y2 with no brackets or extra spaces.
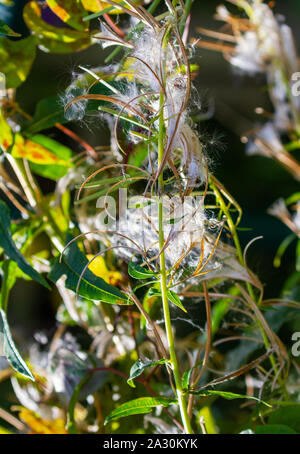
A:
285,192,300,205
182,362,203,390
268,405,300,432
0,35,36,88
148,288,187,313
187,390,271,407
255,424,297,434
128,259,156,280
23,1,91,54
0,309,34,381
23,96,68,135
167,290,187,313
0,260,28,310
48,236,130,305
127,358,168,388
0,19,21,37
104,397,178,425
0,200,49,289
273,233,296,268
46,0,89,32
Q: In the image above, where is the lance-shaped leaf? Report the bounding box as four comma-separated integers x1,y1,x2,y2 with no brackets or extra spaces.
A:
48,237,130,305
0,19,21,37
186,390,271,407
128,258,157,280
0,200,49,289
23,2,91,53
81,0,142,16
148,288,187,313
12,134,72,166
127,358,168,388
0,309,34,381
21,134,72,181
104,397,178,425
0,35,36,88
167,290,187,313
46,0,89,31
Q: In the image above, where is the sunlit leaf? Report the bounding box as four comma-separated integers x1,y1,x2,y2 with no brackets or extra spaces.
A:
46,0,89,31
81,0,142,15
128,259,156,280
127,358,168,388
104,397,178,425
0,200,50,289
0,309,34,381
18,407,67,434
0,19,21,37
23,2,91,53
11,134,72,166
0,35,36,88
86,254,123,286
197,406,217,434
48,236,130,305
167,290,187,313
0,111,13,152
148,288,187,313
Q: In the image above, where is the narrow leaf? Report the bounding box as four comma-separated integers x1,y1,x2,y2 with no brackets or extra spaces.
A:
0,200,49,289
104,397,178,425
187,390,271,407
128,259,156,280
127,358,168,388
48,236,130,305
0,309,34,380
167,290,187,313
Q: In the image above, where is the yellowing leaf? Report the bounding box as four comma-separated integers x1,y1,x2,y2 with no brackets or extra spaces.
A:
46,0,89,31
81,0,141,14
23,2,91,53
86,254,123,286
0,35,36,88
11,135,67,166
18,408,67,434
0,111,13,152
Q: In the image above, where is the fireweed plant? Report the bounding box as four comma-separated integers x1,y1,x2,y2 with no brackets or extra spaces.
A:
0,0,299,435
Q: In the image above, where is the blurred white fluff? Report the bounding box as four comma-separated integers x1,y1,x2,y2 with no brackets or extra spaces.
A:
219,1,300,133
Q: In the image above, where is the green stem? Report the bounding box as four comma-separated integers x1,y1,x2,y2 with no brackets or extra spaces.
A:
157,92,193,434
6,155,65,251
